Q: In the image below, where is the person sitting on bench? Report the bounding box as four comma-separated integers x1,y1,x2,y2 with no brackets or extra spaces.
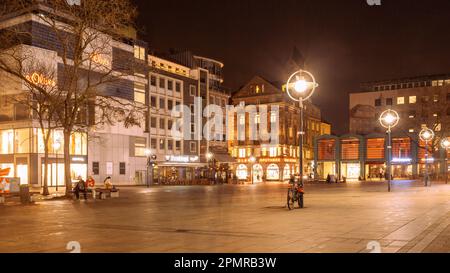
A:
74,176,87,200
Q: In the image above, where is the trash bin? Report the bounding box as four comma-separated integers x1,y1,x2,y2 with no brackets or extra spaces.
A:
20,184,31,204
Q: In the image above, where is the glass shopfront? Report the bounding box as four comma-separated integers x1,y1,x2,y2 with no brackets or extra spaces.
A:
236,164,248,180
252,164,263,183
266,164,280,181
341,162,361,180
317,161,336,180
365,162,386,180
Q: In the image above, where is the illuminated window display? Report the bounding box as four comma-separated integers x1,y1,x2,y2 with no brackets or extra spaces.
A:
252,164,263,183
266,164,280,180
283,164,291,180
236,164,248,180
0,130,14,154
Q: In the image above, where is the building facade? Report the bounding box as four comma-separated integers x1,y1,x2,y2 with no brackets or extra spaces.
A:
229,76,327,183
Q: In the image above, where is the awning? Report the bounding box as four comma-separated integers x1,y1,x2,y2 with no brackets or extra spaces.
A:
213,153,237,163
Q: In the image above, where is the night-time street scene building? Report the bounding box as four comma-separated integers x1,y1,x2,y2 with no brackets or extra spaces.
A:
1,0,450,260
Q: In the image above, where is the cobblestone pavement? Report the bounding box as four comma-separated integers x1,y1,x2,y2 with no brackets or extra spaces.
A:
1,180,450,253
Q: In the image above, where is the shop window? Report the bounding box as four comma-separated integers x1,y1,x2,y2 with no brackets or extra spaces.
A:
392,138,411,159
0,130,14,154
15,129,30,154
119,162,126,175
318,139,336,161
267,164,280,180
341,138,360,160
92,162,99,175
236,164,248,180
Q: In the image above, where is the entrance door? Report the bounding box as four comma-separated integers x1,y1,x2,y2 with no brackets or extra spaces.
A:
252,164,263,183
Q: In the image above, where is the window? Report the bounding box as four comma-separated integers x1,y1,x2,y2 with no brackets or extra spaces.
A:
269,147,277,157
167,139,173,150
239,149,246,158
0,129,14,154
159,118,165,130
386,98,393,106
159,139,165,150
190,142,197,153
134,137,147,157
409,96,417,104
397,97,405,105
15,128,30,154
433,94,439,103
175,141,181,151
134,82,146,104
150,117,157,128
150,96,157,108
421,96,429,103
270,112,277,123
175,82,181,93
168,119,173,130
134,46,145,60
92,162,99,175
159,78,165,89
150,75,157,86
150,138,157,149
239,115,245,125
375,99,381,107
408,111,416,119
119,162,126,175
167,80,173,91
409,129,415,133
168,100,173,111
190,85,197,96
159,98,165,110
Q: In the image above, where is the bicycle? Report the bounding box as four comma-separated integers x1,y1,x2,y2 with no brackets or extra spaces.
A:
287,179,304,210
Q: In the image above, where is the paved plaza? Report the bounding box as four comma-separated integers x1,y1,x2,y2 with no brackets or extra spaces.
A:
1,181,450,253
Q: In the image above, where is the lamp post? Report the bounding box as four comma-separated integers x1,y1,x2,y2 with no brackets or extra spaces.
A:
53,140,61,192
379,109,400,192
441,137,450,184
249,156,256,184
144,149,155,187
206,152,214,183
419,128,435,187
286,70,318,183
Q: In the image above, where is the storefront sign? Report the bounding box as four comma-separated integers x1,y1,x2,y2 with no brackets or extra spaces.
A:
165,155,199,163
392,158,412,163
25,72,56,87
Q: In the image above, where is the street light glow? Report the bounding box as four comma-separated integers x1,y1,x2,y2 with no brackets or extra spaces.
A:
383,113,396,125
294,79,308,93
441,138,450,149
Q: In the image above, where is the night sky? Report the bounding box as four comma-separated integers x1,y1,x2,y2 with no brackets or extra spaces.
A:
133,0,450,134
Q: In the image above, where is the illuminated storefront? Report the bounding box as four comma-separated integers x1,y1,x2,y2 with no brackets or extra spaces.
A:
316,137,338,180
365,137,386,180
236,164,248,180
0,128,88,187
340,137,362,180
391,138,413,179
266,164,280,181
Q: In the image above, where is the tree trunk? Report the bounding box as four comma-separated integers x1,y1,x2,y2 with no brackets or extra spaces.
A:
42,131,50,196
64,130,72,197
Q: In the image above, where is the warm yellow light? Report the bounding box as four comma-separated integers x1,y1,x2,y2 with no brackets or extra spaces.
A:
383,113,396,125
442,139,450,149
294,79,308,93
422,131,431,140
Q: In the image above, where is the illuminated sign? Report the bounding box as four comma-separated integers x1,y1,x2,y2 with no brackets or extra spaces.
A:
91,53,110,67
72,157,86,163
392,158,412,163
26,72,56,87
165,155,199,163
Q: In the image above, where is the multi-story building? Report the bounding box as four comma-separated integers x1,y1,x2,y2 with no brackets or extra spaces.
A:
350,74,450,136
229,76,325,183
314,74,450,182
0,3,151,188
162,50,234,183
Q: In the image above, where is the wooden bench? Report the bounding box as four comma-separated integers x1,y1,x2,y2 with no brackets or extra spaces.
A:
95,188,120,199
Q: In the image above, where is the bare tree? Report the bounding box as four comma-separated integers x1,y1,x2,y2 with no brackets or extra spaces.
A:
0,0,145,196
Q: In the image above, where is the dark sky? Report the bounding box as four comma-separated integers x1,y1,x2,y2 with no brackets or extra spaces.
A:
133,0,450,134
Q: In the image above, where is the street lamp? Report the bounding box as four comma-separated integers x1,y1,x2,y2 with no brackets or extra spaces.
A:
441,137,450,184
379,109,400,192
419,128,435,187
286,70,318,183
206,152,214,183
144,149,155,187
249,156,256,184
53,140,61,192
